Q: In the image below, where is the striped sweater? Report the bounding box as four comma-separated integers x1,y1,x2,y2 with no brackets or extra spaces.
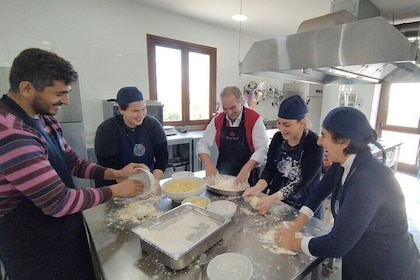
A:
0,101,111,218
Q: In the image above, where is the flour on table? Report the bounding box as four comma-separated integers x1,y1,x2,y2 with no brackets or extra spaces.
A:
113,198,161,224
260,228,304,255
240,207,255,216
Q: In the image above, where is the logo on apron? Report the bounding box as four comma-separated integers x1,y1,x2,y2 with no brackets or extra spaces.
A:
226,130,239,140
133,143,146,157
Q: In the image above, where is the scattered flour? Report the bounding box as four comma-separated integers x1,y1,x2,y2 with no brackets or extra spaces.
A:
259,228,304,255
109,197,162,228
115,201,160,224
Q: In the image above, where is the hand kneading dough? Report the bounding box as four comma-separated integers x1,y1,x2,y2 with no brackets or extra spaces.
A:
249,196,261,209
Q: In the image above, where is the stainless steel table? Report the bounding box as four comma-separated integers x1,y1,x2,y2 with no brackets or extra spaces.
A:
83,174,332,280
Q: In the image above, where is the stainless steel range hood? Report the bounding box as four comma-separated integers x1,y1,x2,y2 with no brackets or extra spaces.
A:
240,12,420,84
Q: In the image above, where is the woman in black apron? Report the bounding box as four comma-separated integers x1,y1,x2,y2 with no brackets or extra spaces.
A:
243,95,323,216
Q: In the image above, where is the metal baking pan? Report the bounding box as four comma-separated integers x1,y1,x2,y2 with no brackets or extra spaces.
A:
206,174,249,196
131,203,229,270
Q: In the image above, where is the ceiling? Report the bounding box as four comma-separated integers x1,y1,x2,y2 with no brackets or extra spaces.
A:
134,0,420,39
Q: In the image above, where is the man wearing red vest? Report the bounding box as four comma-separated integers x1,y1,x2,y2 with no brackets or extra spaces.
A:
197,86,268,185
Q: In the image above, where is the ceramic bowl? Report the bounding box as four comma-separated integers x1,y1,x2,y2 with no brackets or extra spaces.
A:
172,171,194,178
128,168,154,198
207,252,253,280
206,200,237,219
181,196,211,208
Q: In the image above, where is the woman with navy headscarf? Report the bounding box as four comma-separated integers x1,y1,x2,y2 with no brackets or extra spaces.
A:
276,107,420,280
243,95,324,217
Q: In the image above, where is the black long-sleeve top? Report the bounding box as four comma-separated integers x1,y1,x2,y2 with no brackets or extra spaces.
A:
260,130,323,199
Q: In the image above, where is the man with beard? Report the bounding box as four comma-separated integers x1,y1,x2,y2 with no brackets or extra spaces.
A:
0,48,145,279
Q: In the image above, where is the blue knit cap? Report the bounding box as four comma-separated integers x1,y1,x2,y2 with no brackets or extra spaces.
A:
323,107,374,143
277,95,308,120
115,87,144,105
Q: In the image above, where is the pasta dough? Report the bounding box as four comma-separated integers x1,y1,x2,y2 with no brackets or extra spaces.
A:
249,196,261,209
260,228,304,255
164,179,199,193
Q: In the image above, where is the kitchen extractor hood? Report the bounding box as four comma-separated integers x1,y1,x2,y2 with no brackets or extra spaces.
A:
240,11,420,84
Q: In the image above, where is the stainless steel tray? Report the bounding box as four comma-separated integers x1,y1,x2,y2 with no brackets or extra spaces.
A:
131,203,228,270
206,174,249,196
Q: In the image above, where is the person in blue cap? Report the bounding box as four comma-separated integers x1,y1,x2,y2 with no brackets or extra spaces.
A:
276,106,420,280
95,87,168,188
243,95,324,217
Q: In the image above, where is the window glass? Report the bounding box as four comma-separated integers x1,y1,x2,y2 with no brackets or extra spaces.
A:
189,51,209,120
386,83,420,128
381,130,419,165
147,34,216,126
155,46,182,122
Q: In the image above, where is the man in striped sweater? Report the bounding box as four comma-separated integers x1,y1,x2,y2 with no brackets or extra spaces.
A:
0,48,146,280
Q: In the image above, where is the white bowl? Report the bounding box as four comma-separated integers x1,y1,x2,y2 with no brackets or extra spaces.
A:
206,200,237,219
128,168,154,198
181,196,211,208
207,252,253,280
172,171,194,178
162,177,206,202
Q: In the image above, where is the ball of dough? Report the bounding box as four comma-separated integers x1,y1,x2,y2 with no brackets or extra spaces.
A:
249,196,261,209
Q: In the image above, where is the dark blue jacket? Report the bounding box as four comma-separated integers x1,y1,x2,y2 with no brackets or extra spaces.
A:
305,151,420,279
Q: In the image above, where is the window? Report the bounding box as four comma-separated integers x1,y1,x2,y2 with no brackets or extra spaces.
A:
147,34,216,126
377,83,420,173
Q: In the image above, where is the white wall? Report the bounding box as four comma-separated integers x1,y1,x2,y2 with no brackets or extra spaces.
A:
0,0,290,134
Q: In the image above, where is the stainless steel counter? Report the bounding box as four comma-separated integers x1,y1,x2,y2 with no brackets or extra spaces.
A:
83,173,332,280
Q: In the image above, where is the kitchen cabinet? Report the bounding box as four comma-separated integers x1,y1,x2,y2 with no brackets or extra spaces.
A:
163,131,208,178
164,138,192,178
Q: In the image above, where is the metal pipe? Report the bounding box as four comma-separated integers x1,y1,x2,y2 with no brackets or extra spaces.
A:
394,21,420,39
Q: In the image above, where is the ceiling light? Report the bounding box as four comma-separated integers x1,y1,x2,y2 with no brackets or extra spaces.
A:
232,13,248,21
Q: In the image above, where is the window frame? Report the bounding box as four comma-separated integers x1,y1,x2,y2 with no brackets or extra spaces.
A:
147,34,216,126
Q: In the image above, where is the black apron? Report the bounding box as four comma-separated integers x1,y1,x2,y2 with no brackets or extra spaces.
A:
118,115,155,170
268,132,319,210
216,110,258,185
0,96,95,280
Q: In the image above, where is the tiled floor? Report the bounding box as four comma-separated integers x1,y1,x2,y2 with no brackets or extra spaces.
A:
396,171,420,250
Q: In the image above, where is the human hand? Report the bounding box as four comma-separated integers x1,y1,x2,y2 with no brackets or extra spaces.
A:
234,170,249,185
242,186,261,201
254,194,282,215
117,162,150,180
110,179,144,198
152,177,161,196
275,221,298,250
205,165,218,179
